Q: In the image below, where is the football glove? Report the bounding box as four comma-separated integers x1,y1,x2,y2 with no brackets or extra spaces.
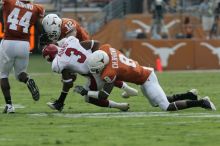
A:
74,85,88,96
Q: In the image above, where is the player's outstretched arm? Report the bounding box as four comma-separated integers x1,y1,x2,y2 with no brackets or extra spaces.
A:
74,83,114,100
80,40,100,52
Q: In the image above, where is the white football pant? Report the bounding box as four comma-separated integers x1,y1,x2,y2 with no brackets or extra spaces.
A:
141,70,170,111
0,40,29,79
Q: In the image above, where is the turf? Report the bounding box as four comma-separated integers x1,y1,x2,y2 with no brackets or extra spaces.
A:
0,55,220,146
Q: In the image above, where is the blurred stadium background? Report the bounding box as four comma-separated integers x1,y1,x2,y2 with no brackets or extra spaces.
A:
2,0,220,71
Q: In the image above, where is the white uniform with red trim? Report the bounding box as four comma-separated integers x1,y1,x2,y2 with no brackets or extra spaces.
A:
52,36,105,95
52,36,91,75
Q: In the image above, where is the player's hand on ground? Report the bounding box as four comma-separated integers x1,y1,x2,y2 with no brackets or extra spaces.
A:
74,85,88,96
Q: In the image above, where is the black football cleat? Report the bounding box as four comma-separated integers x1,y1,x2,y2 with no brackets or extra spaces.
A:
27,78,40,101
47,100,64,112
201,96,216,111
187,89,198,100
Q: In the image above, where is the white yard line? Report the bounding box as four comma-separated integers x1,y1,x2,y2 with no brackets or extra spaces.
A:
0,104,25,109
28,112,220,118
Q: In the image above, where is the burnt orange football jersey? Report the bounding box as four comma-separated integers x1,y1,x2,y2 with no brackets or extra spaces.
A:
59,18,90,42
100,44,152,85
2,0,45,41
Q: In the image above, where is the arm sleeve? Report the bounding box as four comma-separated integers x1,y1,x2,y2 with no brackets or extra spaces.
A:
98,83,114,99
87,83,114,99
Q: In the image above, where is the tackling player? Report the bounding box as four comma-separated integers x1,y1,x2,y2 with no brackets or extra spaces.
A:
41,14,137,111
40,13,89,46
75,44,216,111
42,36,135,112
0,0,44,113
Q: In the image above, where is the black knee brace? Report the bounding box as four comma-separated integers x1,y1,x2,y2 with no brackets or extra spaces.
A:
18,72,28,83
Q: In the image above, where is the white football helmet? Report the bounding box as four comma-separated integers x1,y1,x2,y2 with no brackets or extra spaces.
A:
87,50,109,74
42,14,62,42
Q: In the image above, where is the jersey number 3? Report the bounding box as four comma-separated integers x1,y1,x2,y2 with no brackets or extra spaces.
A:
8,8,32,33
65,48,86,63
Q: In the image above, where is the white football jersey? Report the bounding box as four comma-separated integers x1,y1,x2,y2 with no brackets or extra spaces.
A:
52,36,92,75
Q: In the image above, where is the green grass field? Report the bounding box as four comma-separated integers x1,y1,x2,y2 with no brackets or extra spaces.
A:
0,55,220,146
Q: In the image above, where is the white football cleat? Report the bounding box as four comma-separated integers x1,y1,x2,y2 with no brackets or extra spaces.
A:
118,103,130,111
201,96,216,111
121,85,138,98
121,92,130,98
3,104,15,114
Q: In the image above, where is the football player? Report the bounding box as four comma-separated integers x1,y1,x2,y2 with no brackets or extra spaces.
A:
0,0,44,113
41,13,138,111
40,13,89,46
42,35,137,112
75,44,216,111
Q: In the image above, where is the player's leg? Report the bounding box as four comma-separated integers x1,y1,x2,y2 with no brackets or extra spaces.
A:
47,97,65,112
141,71,170,110
14,41,39,101
47,72,77,111
167,89,198,102
84,75,129,111
0,78,15,113
0,40,15,113
17,72,40,101
0,78,11,104
47,91,68,112
84,96,129,111
141,71,216,111
47,88,70,112
167,97,216,111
